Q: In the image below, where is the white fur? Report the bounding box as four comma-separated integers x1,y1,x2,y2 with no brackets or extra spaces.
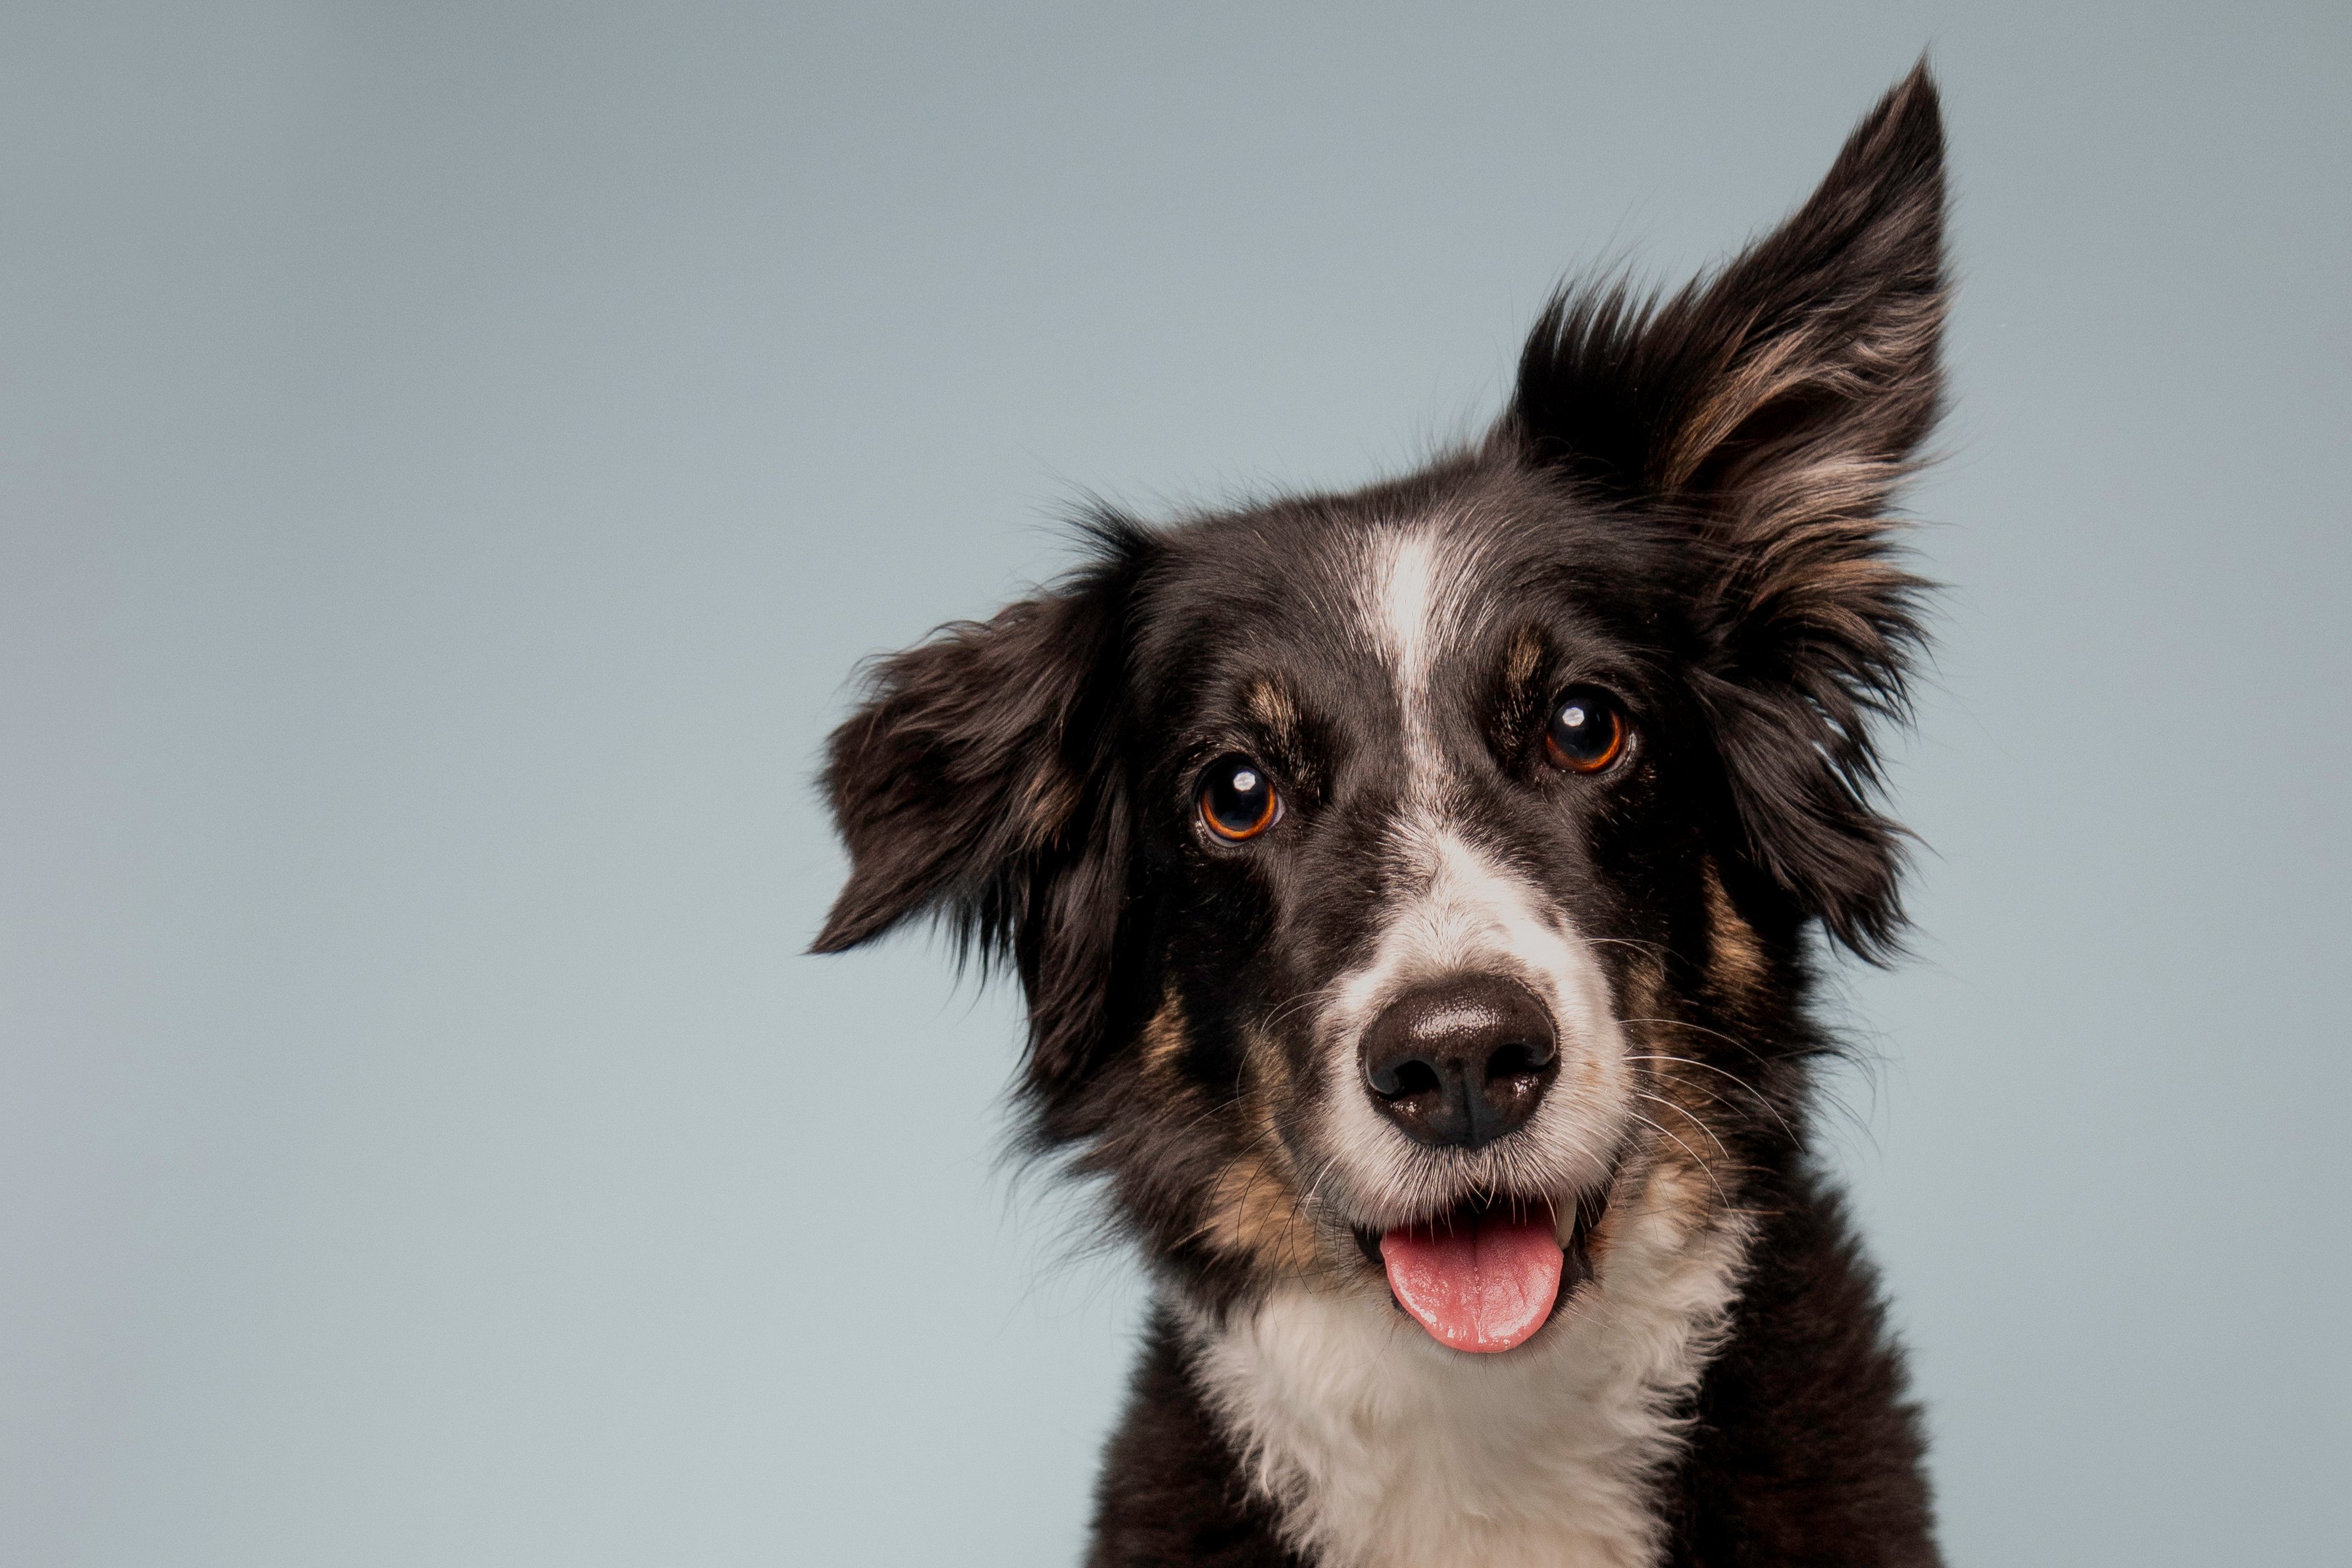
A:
1364,527,1453,774
1185,1173,1753,1568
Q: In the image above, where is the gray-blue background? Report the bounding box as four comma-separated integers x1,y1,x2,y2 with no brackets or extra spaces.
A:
5,3,2344,1563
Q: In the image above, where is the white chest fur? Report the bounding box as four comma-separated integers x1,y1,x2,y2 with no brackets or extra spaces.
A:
1182,1190,1753,1568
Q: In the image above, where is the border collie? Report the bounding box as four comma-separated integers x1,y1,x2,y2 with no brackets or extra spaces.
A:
816,62,1949,1568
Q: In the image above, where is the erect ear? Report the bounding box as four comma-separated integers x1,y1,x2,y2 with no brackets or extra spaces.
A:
812,524,1149,1092
1499,62,1947,958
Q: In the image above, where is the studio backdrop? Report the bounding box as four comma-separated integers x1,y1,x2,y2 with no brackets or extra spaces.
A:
2,4,2344,1565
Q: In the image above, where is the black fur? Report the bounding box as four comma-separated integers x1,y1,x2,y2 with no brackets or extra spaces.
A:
818,64,1949,1567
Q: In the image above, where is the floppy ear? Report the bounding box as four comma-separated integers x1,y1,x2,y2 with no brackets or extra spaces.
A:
812,526,1147,1093
1500,62,1947,958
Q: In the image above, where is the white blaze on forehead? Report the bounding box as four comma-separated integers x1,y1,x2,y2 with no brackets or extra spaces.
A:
1358,526,1468,787
1367,527,1443,679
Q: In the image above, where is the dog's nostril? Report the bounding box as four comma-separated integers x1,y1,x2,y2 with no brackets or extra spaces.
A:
1359,975,1560,1150
1484,1039,1553,1082
1372,1058,1443,1100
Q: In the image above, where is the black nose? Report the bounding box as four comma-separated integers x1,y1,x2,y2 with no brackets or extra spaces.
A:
1359,975,1559,1149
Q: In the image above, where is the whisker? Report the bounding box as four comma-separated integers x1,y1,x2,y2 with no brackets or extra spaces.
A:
1618,1014,1780,1070
1586,935,1679,961
1622,1052,1799,1142
1628,1064,1759,1130
1624,1110,1733,1210
1636,1090,1732,1161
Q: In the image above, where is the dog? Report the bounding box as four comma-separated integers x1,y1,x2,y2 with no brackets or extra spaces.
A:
815,62,1949,1568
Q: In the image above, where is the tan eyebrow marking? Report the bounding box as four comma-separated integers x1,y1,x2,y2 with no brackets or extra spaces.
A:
1243,675,1302,751
1488,624,1551,748
1503,624,1546,692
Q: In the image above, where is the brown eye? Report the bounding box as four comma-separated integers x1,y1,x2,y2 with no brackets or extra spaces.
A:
1544,689,1627,773
1199,754,1280,841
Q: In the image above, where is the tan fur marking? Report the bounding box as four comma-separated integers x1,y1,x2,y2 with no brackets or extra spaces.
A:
1661,334,1812,491
1191,1026,1322,1274
1243,677,1301,750
1603,947,1755,1275
1700,858,1770,1001
1503,624,1545,691
1619,948,1668,1021
1199,1150,1320,1274
1141,989,1188,1079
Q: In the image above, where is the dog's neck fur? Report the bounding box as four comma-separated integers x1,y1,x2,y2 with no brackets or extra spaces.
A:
1180,1165,1753,1568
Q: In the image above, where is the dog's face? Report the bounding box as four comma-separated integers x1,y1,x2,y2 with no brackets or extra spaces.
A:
1105,481,1716,1348
818,70,1944,1350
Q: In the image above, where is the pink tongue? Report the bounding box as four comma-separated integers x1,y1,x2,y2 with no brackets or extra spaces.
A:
1379,1208,1564,1354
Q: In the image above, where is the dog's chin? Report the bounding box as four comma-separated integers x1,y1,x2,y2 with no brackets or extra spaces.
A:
1345,1188,1602,1355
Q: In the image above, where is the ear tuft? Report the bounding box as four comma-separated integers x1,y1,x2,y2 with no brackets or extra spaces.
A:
812,518,1151,1091
1503,62,1947,959
1506,61,1944,511
811,593,1093,960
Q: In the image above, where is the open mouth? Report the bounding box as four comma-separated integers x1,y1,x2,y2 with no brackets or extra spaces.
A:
1352,1194,1599,1354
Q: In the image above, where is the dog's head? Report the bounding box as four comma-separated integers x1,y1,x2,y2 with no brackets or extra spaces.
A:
816,69,1944,1351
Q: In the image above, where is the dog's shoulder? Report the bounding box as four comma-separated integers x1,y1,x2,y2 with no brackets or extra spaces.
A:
1663,1167,1939,1566
1088,1308,1303,1568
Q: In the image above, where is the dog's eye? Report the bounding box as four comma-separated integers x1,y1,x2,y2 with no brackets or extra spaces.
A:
1544,689,1628,774
1199,754,1281,841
